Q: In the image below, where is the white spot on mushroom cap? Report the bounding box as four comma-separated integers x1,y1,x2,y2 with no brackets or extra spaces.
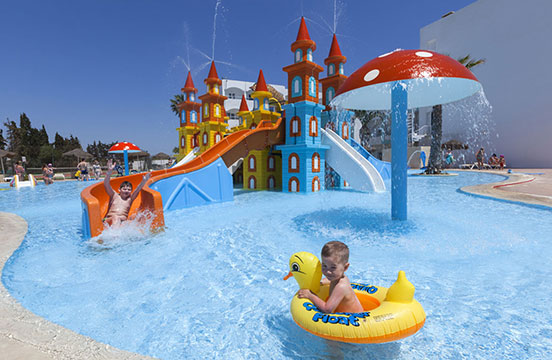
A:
416,51,433,58
364,69,380,82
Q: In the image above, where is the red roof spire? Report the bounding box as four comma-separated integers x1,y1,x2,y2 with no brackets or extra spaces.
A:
296,17,312,41
328,34,343,57
255,69,268,92
239,95,249,112
207,61,219,80
182,71,196,90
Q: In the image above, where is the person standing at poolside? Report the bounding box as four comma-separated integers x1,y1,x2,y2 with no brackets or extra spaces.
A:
77,160,90,181
475,148,485,170
92,160,102,180
14,161,26,180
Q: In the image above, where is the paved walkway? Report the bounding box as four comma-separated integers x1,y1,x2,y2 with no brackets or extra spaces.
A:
0,169,550,358
458,168,552,208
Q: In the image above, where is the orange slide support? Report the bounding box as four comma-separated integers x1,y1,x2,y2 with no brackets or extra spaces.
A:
81,119,285,238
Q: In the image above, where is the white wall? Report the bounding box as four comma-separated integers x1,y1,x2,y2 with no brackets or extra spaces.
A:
420,0,552,167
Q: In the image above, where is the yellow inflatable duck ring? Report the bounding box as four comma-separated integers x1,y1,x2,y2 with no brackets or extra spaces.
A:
284,251,425,343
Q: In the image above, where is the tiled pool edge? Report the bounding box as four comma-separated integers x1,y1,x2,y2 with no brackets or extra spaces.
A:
0,211,156,360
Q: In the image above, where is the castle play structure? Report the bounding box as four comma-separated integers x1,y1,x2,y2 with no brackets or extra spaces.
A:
81,18,390,238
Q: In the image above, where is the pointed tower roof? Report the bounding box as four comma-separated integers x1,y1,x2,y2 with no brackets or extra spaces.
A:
205,61,222,86
291,17,316,53
181,71,197,92
238,95,249,112
296,17,312,42
255,69,268,92
324,34,347,66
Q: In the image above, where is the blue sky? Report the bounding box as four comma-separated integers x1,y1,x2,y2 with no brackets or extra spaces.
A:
0,0,475,155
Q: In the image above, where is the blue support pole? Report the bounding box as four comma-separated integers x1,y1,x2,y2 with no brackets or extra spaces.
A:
124,150,129,176
391,81,408,220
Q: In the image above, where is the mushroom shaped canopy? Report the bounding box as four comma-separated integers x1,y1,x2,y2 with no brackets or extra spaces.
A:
108,142,142,153
331,49,481,110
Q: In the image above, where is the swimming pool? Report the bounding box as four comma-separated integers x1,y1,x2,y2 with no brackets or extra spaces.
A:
2,172,551,359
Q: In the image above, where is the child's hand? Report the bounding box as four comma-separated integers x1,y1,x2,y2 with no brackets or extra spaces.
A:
297,289,313,300
107,159,116,171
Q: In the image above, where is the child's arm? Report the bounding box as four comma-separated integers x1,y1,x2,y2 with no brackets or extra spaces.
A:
297,283,347,313
103,160,115,198
320,278,331,286
130,172,152,202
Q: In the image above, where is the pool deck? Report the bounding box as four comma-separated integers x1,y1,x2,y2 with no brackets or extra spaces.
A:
1,169,550,358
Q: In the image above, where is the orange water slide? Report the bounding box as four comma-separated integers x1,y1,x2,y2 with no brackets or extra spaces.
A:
81,118,285,238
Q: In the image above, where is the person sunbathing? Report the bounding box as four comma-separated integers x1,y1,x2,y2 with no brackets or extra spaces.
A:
103,159,151,226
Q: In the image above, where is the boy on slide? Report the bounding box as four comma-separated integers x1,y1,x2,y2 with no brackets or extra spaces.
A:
103,159,151,226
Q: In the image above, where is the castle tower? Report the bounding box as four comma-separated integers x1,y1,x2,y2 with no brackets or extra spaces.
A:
276,17,328,193
176,71,201,161
320,34,353,188
243,69,282,191
198,61,229,153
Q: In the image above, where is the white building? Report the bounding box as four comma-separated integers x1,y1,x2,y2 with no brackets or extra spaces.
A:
221,79,287,128
420,0,552,167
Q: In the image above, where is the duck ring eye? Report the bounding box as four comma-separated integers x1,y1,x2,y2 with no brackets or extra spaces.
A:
291,263,299,272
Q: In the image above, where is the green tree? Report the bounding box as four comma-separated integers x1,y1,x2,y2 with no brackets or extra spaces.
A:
0,129,6,150
170,94,185,117
425,54,486,174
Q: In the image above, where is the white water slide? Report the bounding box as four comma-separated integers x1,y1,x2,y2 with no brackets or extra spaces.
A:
321,128,386,192
172,147,200,168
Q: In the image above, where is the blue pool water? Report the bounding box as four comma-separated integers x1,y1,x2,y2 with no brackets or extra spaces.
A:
1,172,552,359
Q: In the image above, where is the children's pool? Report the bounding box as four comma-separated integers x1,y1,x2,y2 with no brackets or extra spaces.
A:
1,172,551,359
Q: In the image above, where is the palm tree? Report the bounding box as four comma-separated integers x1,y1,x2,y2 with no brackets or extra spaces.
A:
170,94,185,117
425,54,486,174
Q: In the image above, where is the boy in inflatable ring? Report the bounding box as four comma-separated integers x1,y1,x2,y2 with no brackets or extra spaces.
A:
297,241,363,313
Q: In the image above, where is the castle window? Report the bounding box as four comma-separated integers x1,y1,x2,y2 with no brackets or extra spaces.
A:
181,136,185,148
228,92,236,99
239,116,243,125
191,111,197,123
328,64,335,76
326,87,335,105
307,48,313,61
204,104,209,117
289,177,299,192
264,98,270,110
248,176,256,189
342,122,349,140
267,156,275,171
290,116,301,137
309,116,318,137
312,176,320,192
295,49,302,63
249,155,257,171
308,77,316,97
215,133,221,143
339,63,344,74
190,93,195,101
191,136,196,148
182,111,187,124
183,93,187,101
254,98,259,110
292,76,302,97
212,85,219,94
267,176,275,189
289,153,299,173
312,153,320,172
215,104,221,117
202,132,208,145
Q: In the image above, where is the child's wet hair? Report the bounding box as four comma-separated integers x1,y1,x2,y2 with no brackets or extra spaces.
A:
120,181,133,190
322,241,349,264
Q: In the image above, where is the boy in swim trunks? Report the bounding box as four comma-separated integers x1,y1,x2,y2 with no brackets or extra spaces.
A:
297,241,363,313
103,159,151,226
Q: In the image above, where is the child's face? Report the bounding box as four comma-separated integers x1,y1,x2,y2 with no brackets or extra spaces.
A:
321,254,348,281
119,185,132,199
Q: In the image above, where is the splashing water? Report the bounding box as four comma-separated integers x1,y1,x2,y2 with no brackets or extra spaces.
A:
88,210,156,248
211,0,223,61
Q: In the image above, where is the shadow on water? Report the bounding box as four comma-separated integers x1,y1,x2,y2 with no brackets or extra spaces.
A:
293,207,416,243
266,313,402,359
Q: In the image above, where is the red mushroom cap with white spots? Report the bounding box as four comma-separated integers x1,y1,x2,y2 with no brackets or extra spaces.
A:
108,142,142,153
332,49,481,110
